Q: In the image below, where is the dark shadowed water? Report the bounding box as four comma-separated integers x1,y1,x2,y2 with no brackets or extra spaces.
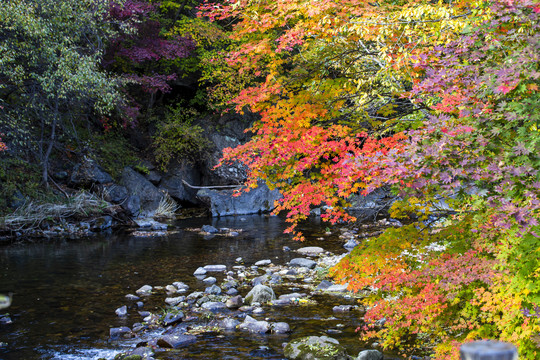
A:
0,215,402,360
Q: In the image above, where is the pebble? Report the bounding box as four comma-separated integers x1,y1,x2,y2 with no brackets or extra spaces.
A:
202,277,217,285
193,267,207,276
135,285,153,296
254,259,271,266
204,265,227,272
115,305,127,316
125,294,140,301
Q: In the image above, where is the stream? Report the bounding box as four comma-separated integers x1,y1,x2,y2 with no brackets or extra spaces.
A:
0,214,402,360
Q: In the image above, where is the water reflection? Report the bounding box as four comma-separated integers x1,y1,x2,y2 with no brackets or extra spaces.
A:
0,214,398,360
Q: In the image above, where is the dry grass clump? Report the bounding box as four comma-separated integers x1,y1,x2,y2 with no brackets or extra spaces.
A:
154,193,179,219
0,192,111,231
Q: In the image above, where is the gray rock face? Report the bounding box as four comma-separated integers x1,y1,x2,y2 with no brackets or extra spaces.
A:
102,184,128,204
290,258,317,269
356,350,383,360
71,158,112,187
121,166,164,214
159,162,200,204
348,186,394,220
197,183,281,217
284,336,349,360
244,285,276,305
122,195,140,217
238,315,270,334
157,334,197,349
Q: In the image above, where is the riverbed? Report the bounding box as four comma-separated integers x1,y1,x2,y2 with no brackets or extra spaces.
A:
0,214,402,360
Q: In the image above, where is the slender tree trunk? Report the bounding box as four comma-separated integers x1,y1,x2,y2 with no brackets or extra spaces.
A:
42,99,59,188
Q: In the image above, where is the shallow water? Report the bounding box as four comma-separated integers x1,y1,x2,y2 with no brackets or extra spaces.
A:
0,215,402,360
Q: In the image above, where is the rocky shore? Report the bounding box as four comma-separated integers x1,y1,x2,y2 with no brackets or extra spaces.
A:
107,221,404,360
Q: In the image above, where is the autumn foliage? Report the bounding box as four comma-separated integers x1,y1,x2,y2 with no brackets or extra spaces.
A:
201,0,540,358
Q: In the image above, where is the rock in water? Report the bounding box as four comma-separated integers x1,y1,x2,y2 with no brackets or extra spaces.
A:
284,336,349,360
356,350,383,360
244,285,276,305
289,258,317,269
115,305,127,316
297,247,324,256
157,334,197,349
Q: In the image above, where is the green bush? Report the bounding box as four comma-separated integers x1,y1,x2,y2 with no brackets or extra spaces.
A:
153,104,211,171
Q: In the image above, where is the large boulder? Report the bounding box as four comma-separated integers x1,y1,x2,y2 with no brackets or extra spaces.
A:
101,184,128,204
197,183,281,217
244,284,276,305
120,167,164,215
284,336,350,360
159,161,201,204
70,158,112,187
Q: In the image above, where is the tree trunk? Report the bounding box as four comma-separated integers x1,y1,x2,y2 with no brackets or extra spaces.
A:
42,99,59,188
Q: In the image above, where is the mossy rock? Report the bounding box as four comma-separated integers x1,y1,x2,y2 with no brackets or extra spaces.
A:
284,336,351,360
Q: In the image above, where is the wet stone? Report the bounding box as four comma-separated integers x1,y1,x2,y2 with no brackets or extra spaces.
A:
226,288,239,296
201,301,227,312
202,277,217,285
325,284,349,293
165,296,185,306
226,295,243,309
356,350,384,360
297,246,324,256
333,305,354,312
221,317,240,329
110,327,132,340
135,285,153,296
254,259,271,266
239,315,270,334
201,225,219,233
316,280,333,290
163,312,184,326
157,334,197,349
289,258,317,269
115,305,127,317
205,284,222,295
271,322,290,334
173,282,189,291
193,267,207,276
125,294,140,301
204,264,227,272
